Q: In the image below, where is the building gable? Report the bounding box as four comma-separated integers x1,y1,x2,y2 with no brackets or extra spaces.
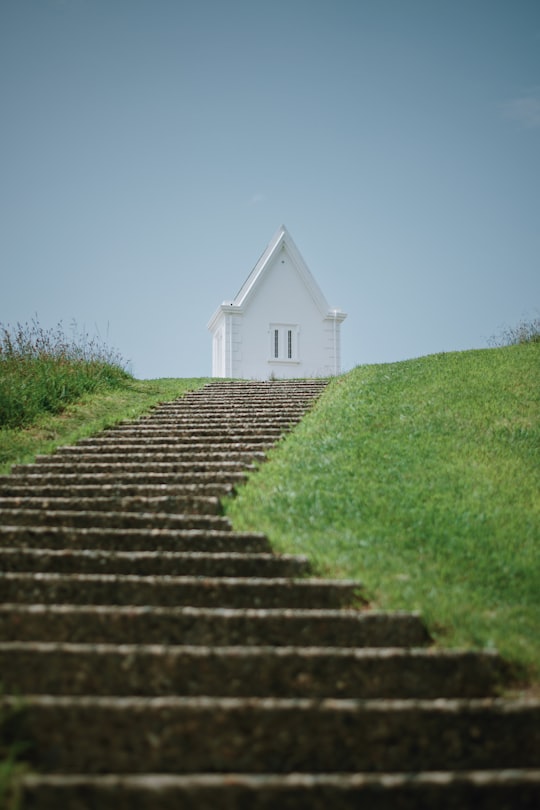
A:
232,225,331,317
208,225,346,379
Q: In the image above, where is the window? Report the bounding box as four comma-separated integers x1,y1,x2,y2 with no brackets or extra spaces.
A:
269,324,299,362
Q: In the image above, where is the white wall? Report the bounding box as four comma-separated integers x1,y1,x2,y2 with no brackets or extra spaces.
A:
237,247,339,378
210,308,242,377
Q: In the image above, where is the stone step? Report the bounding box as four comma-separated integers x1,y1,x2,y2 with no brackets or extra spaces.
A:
2,695,538,773
196,382,327,388
0,642,509,699
150,392,303,402
76,428,281,449
0,495,222,515
159,387,323,395
104,417,301,428
30,450,267,464
138,399,306,422
158,386,322,394
188,386,327,392
113,431,279,443
137,387,304,396
76,432,278,444
184,380,327,388
0,526,270,552
0,549,310,578
2,471,248,487
159,389,327,399
148,399,325,411
148,394,320,402
0,483,236,499
10,461,255,475
54,441,275,452
158,408,313,415
93,423,285,433
146,402,322,411
0,573,364,608
173,412,314,421
164,408,312,416
14,770,540,810
0,605,430,647
93,426,292,439
0,508,230,531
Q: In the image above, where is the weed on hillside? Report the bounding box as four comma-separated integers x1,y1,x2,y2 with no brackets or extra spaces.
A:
489,315,540,347
0,319,131,429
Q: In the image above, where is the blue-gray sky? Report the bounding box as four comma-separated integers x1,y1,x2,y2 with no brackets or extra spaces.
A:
1,0,539,378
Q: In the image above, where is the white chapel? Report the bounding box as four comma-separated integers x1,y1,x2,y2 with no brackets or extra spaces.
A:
207,225,347,379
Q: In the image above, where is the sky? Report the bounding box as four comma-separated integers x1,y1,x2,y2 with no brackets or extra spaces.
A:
1,0,539,379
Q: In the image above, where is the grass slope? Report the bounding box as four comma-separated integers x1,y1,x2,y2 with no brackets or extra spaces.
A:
0,319,131,430
226,345,540,679
0,378,210,475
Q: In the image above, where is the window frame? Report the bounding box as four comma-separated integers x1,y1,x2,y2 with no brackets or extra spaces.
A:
269,323,299,364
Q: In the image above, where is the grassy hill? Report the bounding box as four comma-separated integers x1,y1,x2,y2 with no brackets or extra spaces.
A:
226,344,540,681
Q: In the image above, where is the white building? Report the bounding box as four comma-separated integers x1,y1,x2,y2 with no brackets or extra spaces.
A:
208,225,347,379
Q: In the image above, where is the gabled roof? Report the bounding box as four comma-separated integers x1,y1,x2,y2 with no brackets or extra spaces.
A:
232,225,332,317
208,225,346,332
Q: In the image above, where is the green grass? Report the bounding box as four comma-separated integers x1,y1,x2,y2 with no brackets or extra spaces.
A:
0,319,133,430
0,377,211,475
0,355,130,430
226,344,540,680
0,697,26,810
0,318,211,472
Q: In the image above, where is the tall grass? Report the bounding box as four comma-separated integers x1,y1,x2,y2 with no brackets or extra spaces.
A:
0,319,131,429
489,315,540,347
226,344,540,679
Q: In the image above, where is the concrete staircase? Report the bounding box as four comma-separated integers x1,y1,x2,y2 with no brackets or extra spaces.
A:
0,380,538,809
